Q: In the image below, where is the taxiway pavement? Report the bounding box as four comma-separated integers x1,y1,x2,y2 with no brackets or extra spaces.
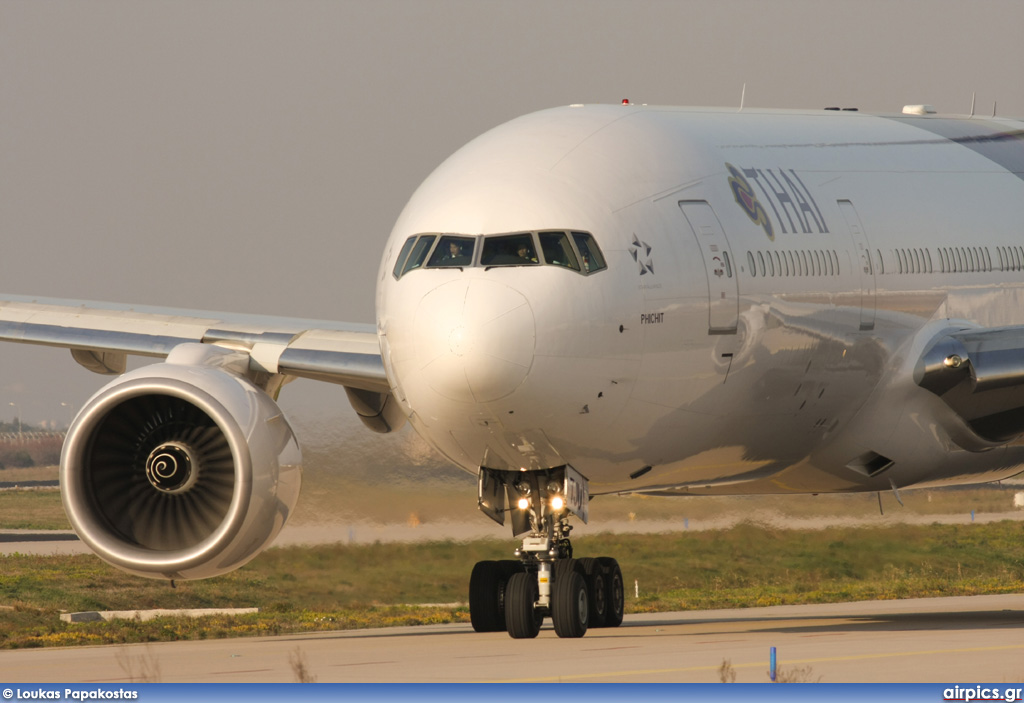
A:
1,594,1022,683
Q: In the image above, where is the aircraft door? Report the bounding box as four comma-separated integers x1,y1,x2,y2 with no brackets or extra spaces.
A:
837,200,876,331
678,200,738,334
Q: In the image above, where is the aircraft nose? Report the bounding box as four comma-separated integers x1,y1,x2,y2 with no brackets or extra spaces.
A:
414,279,535,403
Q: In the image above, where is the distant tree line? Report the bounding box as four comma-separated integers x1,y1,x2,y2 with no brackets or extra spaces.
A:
0,420,65,434
0,421,64,468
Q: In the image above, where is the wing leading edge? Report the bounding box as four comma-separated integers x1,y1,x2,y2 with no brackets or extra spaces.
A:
0,295,388,393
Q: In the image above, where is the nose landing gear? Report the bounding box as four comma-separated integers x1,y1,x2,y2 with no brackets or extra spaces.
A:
468,524,624,638
468,466,624,638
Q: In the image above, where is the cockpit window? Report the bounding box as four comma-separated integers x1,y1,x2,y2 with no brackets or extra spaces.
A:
539,231,580,271
481,233,539,267
399,234,436,276
394,230,606,279
426,235,475,268
572,232,607,273
392,236,418,279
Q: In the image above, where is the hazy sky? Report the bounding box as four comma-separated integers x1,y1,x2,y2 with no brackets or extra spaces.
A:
2,0,1023,428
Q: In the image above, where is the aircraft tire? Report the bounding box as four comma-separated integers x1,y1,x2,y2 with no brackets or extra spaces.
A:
505,571,541,639
469,561,507,632
599,556,624,628
552,556,577,581
552,568,589,638
578,557,607,628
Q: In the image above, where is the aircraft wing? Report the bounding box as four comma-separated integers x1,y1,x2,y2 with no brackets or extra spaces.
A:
0,294,387,393
754,302,1024,449
0,294,400,584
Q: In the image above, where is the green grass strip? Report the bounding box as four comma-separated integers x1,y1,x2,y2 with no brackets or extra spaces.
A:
1,520,1022,648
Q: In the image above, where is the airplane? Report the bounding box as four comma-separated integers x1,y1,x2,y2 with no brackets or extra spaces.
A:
3,100,1024,639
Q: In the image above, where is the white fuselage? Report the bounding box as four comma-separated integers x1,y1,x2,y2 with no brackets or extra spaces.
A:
375,104,1024,497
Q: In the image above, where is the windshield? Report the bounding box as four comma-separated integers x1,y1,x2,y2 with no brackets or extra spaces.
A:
481,233,539,267
392,230,606,279
427,235,476,268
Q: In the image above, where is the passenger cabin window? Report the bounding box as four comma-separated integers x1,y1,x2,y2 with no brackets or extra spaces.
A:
744,248,843,278
427,235,475,268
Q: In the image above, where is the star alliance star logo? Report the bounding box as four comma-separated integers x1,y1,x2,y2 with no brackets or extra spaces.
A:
630,234,654,275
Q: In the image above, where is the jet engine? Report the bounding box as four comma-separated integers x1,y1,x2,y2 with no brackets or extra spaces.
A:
60,344,301,580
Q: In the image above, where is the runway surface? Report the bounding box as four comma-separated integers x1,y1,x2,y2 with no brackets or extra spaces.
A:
1,594,1022,683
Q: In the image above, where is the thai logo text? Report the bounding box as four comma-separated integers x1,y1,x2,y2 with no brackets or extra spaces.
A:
726,163,829,238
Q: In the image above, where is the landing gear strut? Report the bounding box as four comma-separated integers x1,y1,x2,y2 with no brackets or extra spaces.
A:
468,466,625,638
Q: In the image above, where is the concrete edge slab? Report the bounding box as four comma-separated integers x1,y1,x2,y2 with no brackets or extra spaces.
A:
60,607,259,623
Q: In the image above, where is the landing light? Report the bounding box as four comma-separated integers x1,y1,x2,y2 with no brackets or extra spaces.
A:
517,497,530,511
550,496,565,511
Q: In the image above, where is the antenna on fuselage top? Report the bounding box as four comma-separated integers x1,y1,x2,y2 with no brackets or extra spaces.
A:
970,92,976,117
739,83,746,111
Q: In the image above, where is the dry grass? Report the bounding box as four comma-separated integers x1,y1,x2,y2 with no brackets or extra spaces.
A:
0,465,59,483
289,647,317,683
115,646,162,683
0,490,69,530
774,665,822,683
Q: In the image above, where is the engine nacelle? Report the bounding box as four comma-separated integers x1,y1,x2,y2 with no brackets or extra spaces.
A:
60,344,302,580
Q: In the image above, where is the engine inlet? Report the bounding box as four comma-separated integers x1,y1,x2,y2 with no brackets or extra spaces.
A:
82,393,236,551
60,345,302,580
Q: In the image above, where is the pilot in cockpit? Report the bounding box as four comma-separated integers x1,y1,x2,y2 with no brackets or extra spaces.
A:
517,242,538,263
444,241,463,260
